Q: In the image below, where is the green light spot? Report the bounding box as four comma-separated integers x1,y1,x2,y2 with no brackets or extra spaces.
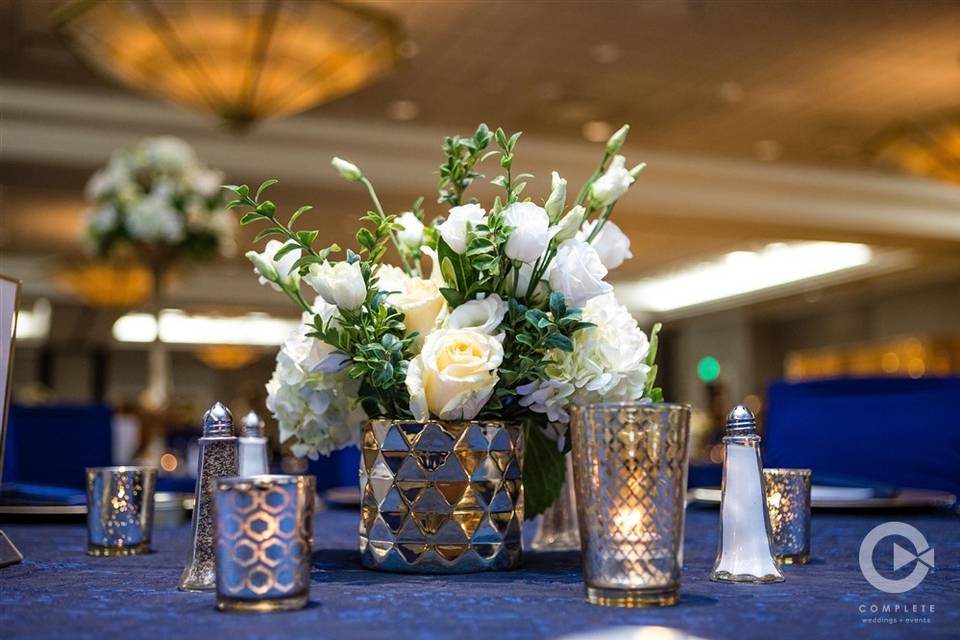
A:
697,356,721,383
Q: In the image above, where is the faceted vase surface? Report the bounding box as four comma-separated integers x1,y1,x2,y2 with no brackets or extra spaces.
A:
359,419,524,573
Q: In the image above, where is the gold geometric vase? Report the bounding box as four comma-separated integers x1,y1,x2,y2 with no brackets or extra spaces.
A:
359,419,524,573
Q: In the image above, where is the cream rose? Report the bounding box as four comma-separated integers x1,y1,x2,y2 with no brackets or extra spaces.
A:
391,277,447,350
406,328,503,421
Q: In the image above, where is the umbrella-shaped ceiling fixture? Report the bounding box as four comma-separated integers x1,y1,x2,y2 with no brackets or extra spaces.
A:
53,0,402,131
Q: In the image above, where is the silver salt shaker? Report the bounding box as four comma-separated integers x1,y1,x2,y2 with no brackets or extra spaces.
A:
710,404,784,584
179,401,239,591
238,410,269,477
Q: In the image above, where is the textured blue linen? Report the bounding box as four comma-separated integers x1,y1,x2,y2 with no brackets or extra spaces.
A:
765,377,960,496
2,507,958,639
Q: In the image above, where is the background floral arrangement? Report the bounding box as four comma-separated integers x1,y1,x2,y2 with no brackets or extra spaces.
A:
84,136,233,261
229,124,661,515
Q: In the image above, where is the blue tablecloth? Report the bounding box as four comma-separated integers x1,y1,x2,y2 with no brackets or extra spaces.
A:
1,507,957,639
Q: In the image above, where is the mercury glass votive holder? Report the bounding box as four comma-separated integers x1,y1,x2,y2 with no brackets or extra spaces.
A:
763,468,812,564
85,466,157,556
570,402,691,608
214,475,315,613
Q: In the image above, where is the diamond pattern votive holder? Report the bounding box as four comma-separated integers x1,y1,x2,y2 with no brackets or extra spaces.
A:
763,468,812,564
214,475,315,613
570,403,691,607
359,419,523,573
86,466,157,556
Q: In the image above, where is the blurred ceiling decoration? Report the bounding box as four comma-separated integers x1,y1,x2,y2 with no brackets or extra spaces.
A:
57,261,154,308
52,0,402,130
868,110,960,185
195,345,261,370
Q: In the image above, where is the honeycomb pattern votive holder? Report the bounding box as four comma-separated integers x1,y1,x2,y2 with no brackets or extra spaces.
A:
214,474,315,613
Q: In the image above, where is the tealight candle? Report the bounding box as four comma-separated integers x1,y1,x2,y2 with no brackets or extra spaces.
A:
570,402,691,608
763,468,812,564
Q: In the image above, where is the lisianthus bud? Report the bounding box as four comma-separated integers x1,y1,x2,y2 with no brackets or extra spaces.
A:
331,157,362,182
605,124,630,155
544,171,567,222
551,205,585,243
629,162,647,179
589,155,635,208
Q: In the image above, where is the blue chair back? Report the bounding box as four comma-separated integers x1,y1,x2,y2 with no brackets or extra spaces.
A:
2,404,113,490
765,377,960,496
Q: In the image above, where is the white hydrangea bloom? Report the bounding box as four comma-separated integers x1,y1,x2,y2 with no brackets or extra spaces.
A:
517,293,651,430
125,184,185,243
265,322,365,459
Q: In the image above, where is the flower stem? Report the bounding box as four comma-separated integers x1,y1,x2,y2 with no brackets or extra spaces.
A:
574,151,611,208
586,202,618,243
360,177,415,275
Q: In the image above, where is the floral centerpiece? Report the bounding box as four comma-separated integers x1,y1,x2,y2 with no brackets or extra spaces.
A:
82,136,233,407
229,124,662,571
84,136,233,262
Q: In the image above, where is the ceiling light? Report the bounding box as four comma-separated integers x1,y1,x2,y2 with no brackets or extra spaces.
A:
14,299,52,342
753,139,782,162
386,99,420,121
112,310,298,345
53,0,402,130
718,81,744,104
582,120,613,143
616,242,874,313
590,43,621,64
867,110,960,185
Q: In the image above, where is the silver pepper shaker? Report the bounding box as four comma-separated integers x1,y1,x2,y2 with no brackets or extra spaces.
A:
238,410,269,477
710,404,784,584
178,401,239,592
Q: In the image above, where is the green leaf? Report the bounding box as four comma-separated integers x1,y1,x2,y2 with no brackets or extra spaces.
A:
439,287,465,307
522,419,566,519
296,230,319,248
239,212,266,225
646,322,662,367
256,178,279,199
273,242,299,260
356,227,376,251
253,227,283,243
288,205,313,228
257,201,277,217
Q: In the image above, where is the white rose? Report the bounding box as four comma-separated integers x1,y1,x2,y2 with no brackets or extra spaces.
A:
396,212,425,250
406,328,503,421
247,239,301,292
438,203,486,254
544,171,567,222
579,220,632,270
305,260,367,310
391,277,447,350
446,294,507,338
548,239,612,307
502,201,554,263
590,155,635,207
375,264,411,296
